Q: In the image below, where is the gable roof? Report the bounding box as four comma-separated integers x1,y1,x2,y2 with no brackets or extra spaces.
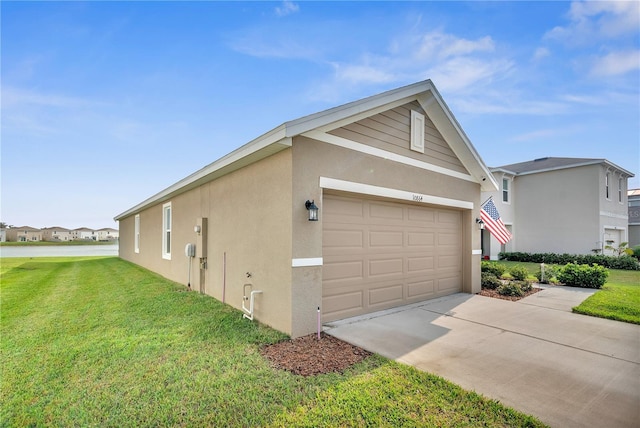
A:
492,157,634,177
115,80,496,220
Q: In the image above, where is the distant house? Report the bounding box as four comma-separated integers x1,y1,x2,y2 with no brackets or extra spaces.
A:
96,228,119,241
115,80,497,338
0,227,5,242
72,227,96,241
6,226,42,242
481,157,634,259
629,189,640,247
42,226,72,241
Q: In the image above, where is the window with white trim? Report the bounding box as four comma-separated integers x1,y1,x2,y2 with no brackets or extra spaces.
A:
605,173,610,199
162,203,171,259
134,214,140,253
502,178,510,203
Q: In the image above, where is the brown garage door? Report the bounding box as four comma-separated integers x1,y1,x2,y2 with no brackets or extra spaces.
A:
322,193,462,322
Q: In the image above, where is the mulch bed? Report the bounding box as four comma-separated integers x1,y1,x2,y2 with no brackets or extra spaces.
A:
477,286,543,301
260,332,372,376
261,287,546,376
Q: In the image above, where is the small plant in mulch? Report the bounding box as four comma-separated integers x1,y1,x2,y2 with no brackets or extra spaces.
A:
260,333,372,376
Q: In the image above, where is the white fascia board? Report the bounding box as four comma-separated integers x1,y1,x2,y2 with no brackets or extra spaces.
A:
511,160,634,178
416,90,499,193
114,130,291,220
305,130,476,183
320,177,474,210
284,80,434,137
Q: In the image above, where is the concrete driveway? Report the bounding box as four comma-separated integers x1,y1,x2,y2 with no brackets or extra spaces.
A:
325,287,640,428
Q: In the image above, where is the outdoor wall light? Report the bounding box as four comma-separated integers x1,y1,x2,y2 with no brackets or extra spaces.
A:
476,218,485,230
194,225,201,234
305,200,319,221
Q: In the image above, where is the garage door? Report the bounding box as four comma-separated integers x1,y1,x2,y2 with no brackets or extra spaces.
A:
322,193,462,322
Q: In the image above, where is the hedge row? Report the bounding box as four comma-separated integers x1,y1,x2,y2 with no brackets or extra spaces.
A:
499,252,640,271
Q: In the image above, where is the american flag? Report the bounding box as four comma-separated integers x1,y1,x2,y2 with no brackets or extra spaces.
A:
480,198,512,245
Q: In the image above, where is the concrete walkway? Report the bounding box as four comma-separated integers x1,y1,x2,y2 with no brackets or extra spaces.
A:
325,287,640,428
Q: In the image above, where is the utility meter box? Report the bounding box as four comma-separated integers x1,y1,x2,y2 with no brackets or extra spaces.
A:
185,243,196,257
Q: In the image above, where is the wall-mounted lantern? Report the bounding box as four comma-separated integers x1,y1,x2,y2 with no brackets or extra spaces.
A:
476,218,485,230
194,225,201,235
305,200,319,221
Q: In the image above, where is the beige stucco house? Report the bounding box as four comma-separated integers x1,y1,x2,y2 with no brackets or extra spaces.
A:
72,227,96,241
6,226,42,242
42,226,73,241
481,157,634,259
115,80,497,338
96,228,119,241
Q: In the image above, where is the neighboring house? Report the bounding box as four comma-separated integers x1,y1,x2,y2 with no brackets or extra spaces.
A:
481,157,634,259
42,226,72,241
6,226,42,242
72,227,96,241
629,189,640,247
115,80,498,338
96,228,119,241
0,227,5,242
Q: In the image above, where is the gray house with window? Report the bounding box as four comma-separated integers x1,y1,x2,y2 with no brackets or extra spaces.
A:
481,157,634,259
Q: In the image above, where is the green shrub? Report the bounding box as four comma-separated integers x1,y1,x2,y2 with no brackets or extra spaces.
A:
500,251,640,270
515,280,533,292
481,272,502,289
497,282,524,297
633,245,640,260
509,265,529,281
536,264,559,284
481,261,507,277
557,263,609,289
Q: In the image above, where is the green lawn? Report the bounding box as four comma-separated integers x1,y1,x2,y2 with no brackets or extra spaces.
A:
1,257,546,427
572,269,640,324
489,261,640,324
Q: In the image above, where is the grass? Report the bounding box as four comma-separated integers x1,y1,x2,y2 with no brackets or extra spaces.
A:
1,257,546,427
572,269,640,324
489,260,640,324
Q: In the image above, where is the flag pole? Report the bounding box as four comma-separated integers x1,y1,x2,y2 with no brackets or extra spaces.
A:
480,195,493,208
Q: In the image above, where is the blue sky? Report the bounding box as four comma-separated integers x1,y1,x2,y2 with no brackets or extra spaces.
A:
2,1,639,229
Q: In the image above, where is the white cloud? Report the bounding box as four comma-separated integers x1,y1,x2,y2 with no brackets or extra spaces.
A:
414,31,495,60
275,1,299,17
545,0,640,45
590,50,640,77
532,47,550,61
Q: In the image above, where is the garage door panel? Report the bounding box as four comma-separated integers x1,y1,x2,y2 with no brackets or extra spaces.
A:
323,260,364,282
407,207,435,223
369,283,404,305
438,210,462,224
408,279,435,298
323,291,364,316
323,194,463,322
369,257,404,277
438,254,461,268
408,231,435,247
369,203,404,222
438,276,463,292
324,229,364,251
369,230,404,247
407,256,434,272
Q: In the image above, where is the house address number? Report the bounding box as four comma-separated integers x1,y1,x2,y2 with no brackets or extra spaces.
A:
412,194,424,202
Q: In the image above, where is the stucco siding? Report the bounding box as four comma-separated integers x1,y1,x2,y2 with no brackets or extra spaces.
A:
515,165,600,254
119,150,294,335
